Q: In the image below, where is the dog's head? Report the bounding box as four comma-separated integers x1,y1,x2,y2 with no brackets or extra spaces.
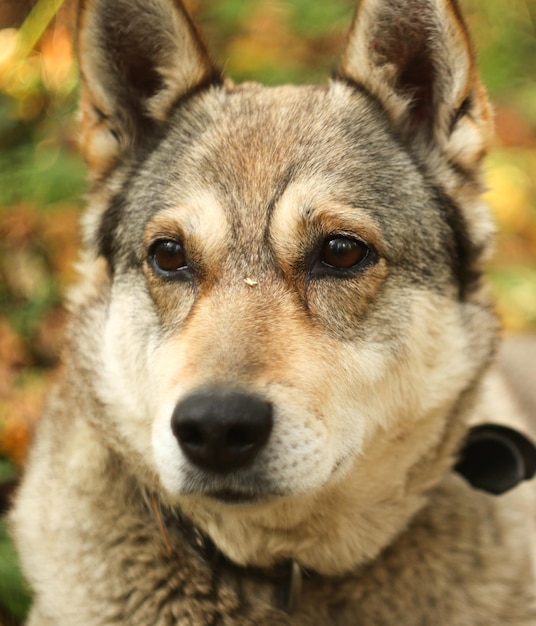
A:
74,0,497,573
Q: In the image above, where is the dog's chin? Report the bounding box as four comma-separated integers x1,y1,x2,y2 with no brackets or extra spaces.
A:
204,489,270,506
171,473,284,509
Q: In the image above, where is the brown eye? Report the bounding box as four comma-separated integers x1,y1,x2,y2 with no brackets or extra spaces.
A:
320,236,370,270
149,239,188,275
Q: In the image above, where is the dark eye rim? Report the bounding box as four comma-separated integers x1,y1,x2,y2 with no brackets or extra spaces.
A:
310,234,377,278
147,238,192,281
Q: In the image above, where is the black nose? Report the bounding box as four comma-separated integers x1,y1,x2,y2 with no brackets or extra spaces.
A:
171,389,273,473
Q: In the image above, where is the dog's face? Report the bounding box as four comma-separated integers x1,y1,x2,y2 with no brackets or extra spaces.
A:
107,85,478,495
74,0,497,572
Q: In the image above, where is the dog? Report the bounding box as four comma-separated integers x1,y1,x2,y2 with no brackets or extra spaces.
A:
10,0,536,623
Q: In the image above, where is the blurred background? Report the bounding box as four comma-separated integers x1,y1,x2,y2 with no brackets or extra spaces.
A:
0,0,535,621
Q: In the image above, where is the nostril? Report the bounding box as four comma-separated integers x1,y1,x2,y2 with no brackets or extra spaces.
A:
226,424,258,450
175,423,205,448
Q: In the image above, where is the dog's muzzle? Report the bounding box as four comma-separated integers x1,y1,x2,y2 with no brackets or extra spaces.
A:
171,388,273,474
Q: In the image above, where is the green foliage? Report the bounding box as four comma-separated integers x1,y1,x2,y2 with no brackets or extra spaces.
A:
0,460,31,622
0,518,31,620
0,142,86,207
286,0,353,37
0,459,17,485
489,266,536,328
464,0,536,99
199,0,355,84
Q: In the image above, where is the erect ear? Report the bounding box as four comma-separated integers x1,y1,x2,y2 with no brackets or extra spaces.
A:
338,0,493,173
77,0,221,177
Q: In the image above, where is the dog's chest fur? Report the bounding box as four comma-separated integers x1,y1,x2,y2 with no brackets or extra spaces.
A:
106,491,535,626
27,477,536,626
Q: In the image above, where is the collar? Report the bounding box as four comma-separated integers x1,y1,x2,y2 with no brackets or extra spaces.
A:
151,495,308,613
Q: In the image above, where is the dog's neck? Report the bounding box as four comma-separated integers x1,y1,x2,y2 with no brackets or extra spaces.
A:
163,467,429,577
153,494,307,612
154,420,536,583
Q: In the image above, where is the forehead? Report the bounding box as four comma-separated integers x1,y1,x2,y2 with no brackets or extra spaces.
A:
130,81,438,249
181,83,402,194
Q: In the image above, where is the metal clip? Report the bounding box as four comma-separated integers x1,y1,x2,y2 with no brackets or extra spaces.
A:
284,560,303,613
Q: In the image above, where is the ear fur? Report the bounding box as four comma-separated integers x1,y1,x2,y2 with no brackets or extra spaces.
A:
338,0,493,174
77,0,221,177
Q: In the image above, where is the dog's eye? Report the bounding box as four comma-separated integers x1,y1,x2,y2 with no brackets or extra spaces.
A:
319,236,370,271
149,239,188,276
